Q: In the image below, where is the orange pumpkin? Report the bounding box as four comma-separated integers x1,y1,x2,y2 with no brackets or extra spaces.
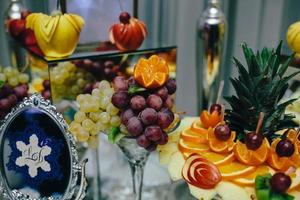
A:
109,12,147,51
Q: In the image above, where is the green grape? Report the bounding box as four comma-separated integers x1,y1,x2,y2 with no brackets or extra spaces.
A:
69,121,82,134
89,111,102,122
99,112,110,124
96,121,109,132
87,135,99,149
12,68,19,76
106,103,119,116
8,77,19,87
77,78,86,88
110,115,121,127
90,126,100,136
74,111,86,123
0,73,7,82
99,96,110,109
92,88,100,97
77,128,89,142
4,67,14,78
103,88,114,98
98,80,110,90
82,119,95,131
71,85,80,95
120,124,128,134
76,94,86,105
18,73,29,83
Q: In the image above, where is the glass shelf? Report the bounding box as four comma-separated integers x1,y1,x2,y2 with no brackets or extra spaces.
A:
27,42,177,64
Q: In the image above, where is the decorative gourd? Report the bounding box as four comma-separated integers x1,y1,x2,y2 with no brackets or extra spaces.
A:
26,11,84,58
109,12,147,51
287,21,300,57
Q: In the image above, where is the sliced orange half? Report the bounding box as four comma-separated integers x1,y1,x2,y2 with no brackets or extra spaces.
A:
191,120,209,134
218,161,257,180
178,139,210,155
180,128,207,144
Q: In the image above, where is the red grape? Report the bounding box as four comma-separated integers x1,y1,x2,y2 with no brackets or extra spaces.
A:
214,125,231,141
164,95,174,109
104,60,114,68
112,76,128,91
276,138,295,157
104,67,115,80
157,132,168,145
166,79,176,94
157,111,173,129
144,125,163,142
0,98,11,111
112,91,130,109
137,134,151,148
147,94,162,111
13,85,28,100
83,83,93,94
245,132,264,150
270,172,291,193
0,84,13,98
126,117,143,137
210,103,222,114
161,108,175,121
42,90,51,100
130,95,146,112
119,12,131,24
127,76,137,87
155,86,168,101
140,108,157,125
121,109,135,125
146,143,158,151
83,59,93,68
7,94,17,106
0,111,7,119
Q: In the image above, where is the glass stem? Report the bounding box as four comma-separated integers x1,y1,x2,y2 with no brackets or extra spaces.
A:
129,162,145,200
92,147,102,200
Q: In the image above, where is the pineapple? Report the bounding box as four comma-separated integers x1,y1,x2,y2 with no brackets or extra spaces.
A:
225,42,299,141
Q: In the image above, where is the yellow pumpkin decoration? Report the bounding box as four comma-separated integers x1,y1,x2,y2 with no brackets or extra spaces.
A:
26,11,84,58
287,21,300,57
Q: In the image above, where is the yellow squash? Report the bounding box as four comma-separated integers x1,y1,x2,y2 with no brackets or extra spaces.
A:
26,12,84,58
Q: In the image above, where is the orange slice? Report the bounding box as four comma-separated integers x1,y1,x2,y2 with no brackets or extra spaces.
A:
267,138,300,171
134,55,169,89
232,165,274,186
234,138,270,166
218,161,257,180
289,168,300,191
207,127,236,153
178,139,210,155
191,120,209,134
200,110,221,129
181,128,207,144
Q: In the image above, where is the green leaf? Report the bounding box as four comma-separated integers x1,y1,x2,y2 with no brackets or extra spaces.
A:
275,41,282,56
108,127,121,144
277,54,294,77
0,80,4,88
128,85,147,94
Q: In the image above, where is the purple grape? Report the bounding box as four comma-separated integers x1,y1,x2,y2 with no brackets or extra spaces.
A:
104,60,114,68
112,91,130,109
112,76,128,91
164,95,174,109
155,86,168,101
0,98,11,111
13,85,28,100
104,67,115,80
20,83,29,91
130,95,146,112
146,143,158,151
127,76,137,87
0,84,13,98
121,109,135,125
137,134,151,148
146,94,162,111
166,79,177,94
157,132,169,145
141,108,157,125
157,111,173,129
43,80,50,90
144,125,163,142
161,108,175,122
42,90,51,100
7,94,17,106
0,111,7,119
126,117,143,137
83,59,93,68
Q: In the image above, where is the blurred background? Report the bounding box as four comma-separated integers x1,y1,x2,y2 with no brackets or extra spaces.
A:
0,0,299,115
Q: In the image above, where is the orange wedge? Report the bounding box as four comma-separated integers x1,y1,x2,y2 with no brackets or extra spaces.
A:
234,138,270,166
181,128,208,144
200,110,222,129
191,120,209,135
218,161,257,180
232,165,274,186
207,127,236,153
267,138,300,171
134,55,169,89
178,139,210,155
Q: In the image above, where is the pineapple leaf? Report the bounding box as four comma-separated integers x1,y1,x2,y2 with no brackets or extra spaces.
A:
277,54,295,78
275,41,282,56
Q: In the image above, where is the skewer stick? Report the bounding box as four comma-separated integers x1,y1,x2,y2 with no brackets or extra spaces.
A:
285,166,296,175
296,127,300,135
216,80,224,104
221,105,225,122
255,112,264,133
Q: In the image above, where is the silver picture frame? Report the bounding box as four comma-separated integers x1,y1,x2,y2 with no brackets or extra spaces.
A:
0,93,88,200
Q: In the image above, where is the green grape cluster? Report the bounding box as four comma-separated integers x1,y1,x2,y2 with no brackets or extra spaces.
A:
69,80,121,148
51,62,94,100
0,66,29,86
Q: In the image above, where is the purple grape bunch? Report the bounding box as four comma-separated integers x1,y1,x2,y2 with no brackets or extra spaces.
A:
111,76,177,151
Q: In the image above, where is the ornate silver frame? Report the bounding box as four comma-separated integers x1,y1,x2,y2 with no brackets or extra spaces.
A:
0,94,87,200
